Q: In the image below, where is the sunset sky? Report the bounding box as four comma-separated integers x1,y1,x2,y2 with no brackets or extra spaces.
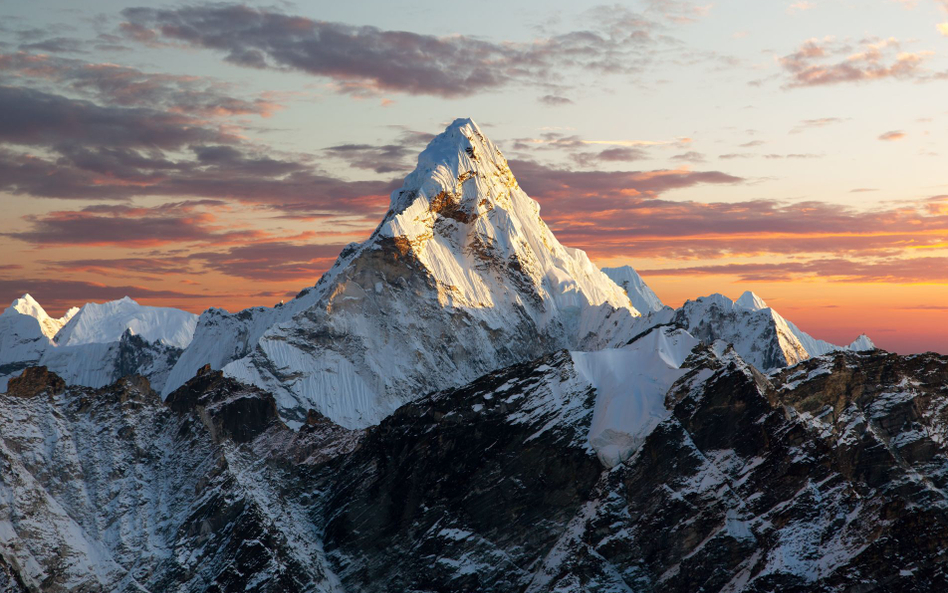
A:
1,0,947,354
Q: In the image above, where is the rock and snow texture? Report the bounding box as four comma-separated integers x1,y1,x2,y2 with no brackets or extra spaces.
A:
170,118,640,428
731,291,876,359
629,290,876,372
0,370,345,592
2,331,948,590
601,265,665,313
671,292,810,371
54,296,197,349
574,327,699,467
0,295,196,392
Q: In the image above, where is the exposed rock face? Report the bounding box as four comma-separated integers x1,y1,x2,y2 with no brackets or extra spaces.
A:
165,365,281,444
318,350,604,590
2,338,947,591
5,366,65,398
0,366,343,592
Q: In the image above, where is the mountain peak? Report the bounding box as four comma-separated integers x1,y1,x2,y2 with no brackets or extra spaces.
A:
9,293,46,317
849,333,876,351
735,291,768,311
601,266,665,313
5,293,78,340
176,118,640,428
387,118,511,218
55,297,197,349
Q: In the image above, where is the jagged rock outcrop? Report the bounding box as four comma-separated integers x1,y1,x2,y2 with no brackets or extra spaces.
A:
5,366,65,398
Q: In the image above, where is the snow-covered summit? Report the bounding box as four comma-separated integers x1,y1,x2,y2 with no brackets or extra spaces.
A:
849,333,876,351
734,290,768,311
5,294,78,339
168,118,641,428
54,296,197,349
601,266,665,314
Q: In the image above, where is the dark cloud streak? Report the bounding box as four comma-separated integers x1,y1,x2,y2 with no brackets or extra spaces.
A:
120,3,660,97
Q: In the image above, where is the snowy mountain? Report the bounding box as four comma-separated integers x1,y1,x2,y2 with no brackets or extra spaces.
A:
165,118,640,428
54,296,196,349
2,116,930,592
6,294,78,339
601,265,665,313
629,290,875,371
0,299,51,383
0,295,197,391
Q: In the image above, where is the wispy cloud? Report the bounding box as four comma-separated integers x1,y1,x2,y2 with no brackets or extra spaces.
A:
779,37,932,88
879,130,907,141
787,2,816,14
790,117,847,133
119,4,666,98
638,256,948,283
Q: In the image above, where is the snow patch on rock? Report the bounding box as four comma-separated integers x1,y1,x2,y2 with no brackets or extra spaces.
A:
575,327,699,467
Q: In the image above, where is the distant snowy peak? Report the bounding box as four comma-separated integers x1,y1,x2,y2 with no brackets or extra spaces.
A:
5,294,77,339
734,290,768,311
601,266,665,313
54,296,198,349
849,333,876,351
668,293,809,371
650,291,877,371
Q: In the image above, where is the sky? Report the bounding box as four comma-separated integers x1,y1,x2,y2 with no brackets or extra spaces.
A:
1,0,947,354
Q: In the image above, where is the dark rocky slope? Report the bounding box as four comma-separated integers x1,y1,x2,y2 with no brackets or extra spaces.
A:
2,346,948,591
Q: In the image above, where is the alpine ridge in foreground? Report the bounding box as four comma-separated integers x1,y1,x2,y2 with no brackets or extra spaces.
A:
5,118,948,593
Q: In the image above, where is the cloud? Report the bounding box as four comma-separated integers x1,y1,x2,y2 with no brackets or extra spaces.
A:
4,202,279,247
504,158,948,260
790,117,847,133
119,4,663,98
787,1,815,13
939,23,948,35
0,51,283,118
637,257,948,283
539,95,574,106
0,83,396,219
0,85,232,149
779,37,932,87
671,151,706,163
879,130,907,141
640,0,713,23
323,129,434,174
190,242,345,282
510,159,744,203
40,257,191,278
19,37,86,53
0,143,397,219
